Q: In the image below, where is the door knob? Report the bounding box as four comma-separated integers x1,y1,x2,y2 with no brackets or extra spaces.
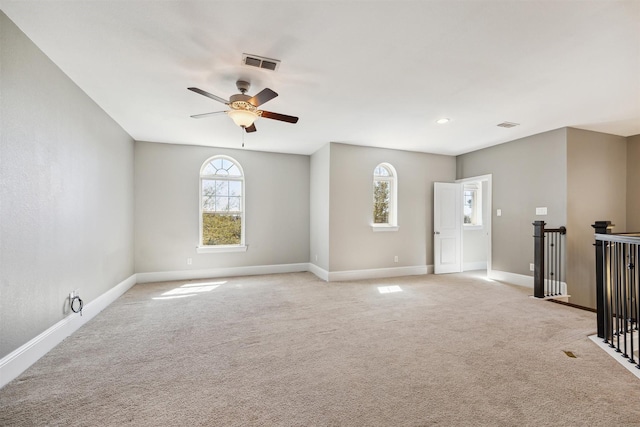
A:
434,231,440,235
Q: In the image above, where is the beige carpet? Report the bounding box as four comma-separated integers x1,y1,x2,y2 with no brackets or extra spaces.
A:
1,271,639,426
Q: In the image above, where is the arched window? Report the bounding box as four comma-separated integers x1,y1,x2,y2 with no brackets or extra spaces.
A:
372,163,398,230
198,155,246,251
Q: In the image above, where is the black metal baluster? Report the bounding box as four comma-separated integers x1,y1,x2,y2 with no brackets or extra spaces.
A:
629,244,636,364
622,243,629,359
605,242,612,344
558,231,563,295
635,244,640,368
609,242,615,347
553,232,557,295
546,231,550,296
613,243,621,353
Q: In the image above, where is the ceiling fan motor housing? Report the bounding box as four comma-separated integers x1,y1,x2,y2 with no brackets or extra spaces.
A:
236,80,251,94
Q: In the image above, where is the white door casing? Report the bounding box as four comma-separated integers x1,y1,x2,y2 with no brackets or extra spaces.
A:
434,182,462,274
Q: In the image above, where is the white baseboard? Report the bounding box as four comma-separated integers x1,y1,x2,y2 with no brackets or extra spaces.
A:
489,270,567,294
0,274,137,389
463,261,487,272
488,270,533,287
328,265,428,282
136,263,310,284
589,334,640,380
308,263,329,281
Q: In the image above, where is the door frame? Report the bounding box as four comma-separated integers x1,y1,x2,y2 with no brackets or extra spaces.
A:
455,174,492,275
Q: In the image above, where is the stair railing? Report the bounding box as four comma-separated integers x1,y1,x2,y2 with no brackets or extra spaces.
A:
593,221,640,366
533,221,567,298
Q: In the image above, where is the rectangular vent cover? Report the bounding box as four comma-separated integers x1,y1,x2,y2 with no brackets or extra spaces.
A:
497,122,520,128
242,54,280,71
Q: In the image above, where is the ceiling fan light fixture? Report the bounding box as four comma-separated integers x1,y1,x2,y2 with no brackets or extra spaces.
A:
227,109,259,128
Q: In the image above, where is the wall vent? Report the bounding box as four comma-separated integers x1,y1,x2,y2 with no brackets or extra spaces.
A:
497,122,520,128
242,54,280,71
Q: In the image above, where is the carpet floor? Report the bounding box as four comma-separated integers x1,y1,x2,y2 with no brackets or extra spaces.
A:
1,271,640,426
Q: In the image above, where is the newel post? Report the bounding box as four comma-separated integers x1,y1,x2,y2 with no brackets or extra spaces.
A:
533,221,546,298
592,221,612,338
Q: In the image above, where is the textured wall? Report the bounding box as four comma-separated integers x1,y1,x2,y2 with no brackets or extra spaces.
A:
309,144,330,271
566,128,627,308
0,12,135,359
627,134,640,232
457,128,568,277
328,143,456,272
134,141,310,273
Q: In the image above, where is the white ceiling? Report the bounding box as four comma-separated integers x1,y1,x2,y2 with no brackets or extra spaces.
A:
2,1,639,156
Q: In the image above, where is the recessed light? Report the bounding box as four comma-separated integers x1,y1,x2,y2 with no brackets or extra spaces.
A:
436,118,450,124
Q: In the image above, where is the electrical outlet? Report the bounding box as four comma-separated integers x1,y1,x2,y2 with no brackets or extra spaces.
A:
394,256,399,263
69,291,75,300
315,254,318,262
530,263,535,271
187,257,193,265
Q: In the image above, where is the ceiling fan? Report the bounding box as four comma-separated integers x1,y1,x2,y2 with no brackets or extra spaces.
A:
188,80,299,133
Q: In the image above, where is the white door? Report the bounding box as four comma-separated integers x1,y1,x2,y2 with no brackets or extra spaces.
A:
434,182,462,274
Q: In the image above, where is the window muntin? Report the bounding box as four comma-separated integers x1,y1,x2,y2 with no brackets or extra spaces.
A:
200,156,244,247
373,163,397,227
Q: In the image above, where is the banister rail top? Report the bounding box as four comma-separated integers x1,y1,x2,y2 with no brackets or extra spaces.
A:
595,233,640,244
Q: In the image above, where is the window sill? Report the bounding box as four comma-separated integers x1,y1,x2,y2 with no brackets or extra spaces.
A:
371,225,399,232
196,245,248,254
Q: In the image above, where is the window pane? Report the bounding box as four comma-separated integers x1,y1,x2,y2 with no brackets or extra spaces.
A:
202,213,241,245
216,180,229,196
374,166,390,177
227,164,241,176
229,180,242,196
213,158,223,171
228,196,241,211
215,197,229,211
373,180,390,223
202,163,216,175
202,180,216,210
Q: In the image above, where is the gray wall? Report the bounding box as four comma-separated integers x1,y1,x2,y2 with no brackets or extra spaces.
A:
134,141,310,273
566,128,627,308
628,134,640,231
457,128,568,277
309,144,330,271
328,143,456,272
0,12,135,359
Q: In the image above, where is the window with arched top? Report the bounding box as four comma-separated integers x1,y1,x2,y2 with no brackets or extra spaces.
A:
372,163,398,230
198,155,246,252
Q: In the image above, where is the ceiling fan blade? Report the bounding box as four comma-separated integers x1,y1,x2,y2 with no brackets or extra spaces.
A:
190,111,227,119
248,88,278,107
260,110,299,124
245,123,257,133
187,87,229,104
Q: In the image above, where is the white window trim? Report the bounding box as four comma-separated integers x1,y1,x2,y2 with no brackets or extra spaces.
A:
371,224,399,232
199,155,246,249
196,245,248,254
372,162,398,229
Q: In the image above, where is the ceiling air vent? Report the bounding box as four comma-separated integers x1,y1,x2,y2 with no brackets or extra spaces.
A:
497,122,520,128
242,54,281,71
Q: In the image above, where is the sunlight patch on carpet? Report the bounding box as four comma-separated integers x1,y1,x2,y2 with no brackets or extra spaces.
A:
152,281,225,300
378,285,402,294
